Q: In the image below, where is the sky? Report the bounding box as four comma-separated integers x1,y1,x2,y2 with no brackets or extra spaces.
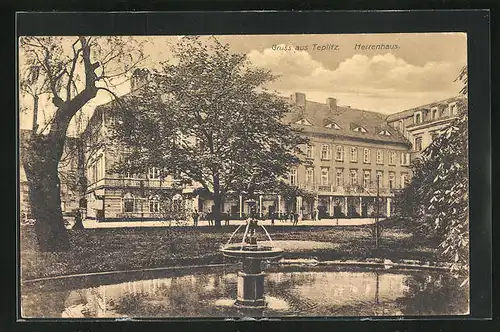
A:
19,33,467,134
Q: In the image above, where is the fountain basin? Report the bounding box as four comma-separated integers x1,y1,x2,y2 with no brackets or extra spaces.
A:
220,244,284,260
20,264,469,318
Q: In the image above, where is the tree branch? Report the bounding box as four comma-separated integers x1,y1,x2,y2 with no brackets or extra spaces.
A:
66,39,83,101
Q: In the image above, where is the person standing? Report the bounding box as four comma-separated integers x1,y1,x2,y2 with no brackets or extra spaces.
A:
270,210,275,225
192,209,199,227
73,208,84,230
313,207,319,221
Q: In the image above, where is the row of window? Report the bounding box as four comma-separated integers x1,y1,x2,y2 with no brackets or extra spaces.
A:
99,167,164,180
412,102,458,125
290,168,408,190
122,193,183,213
306,145,410,166
298,119,392,137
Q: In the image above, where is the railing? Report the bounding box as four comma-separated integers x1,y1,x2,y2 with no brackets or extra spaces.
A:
297,182,393,195
317,185,332,192
87,177,178,190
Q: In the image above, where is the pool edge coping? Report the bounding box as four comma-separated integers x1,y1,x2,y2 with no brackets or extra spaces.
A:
22,259,450,284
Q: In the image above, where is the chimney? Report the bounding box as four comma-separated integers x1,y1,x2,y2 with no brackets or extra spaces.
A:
290,92,306,107
327,97,337,111
130,68,149,92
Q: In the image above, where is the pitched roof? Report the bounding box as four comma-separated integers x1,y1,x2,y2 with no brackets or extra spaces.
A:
386,95,466,122
88,87,410,146
283,99,410,146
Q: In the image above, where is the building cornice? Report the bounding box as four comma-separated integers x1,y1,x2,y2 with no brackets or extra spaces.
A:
406,116,456,131
301,130,411,149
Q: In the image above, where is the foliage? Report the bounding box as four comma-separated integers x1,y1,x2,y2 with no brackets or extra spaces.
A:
398,67,469,278
109,36,307,225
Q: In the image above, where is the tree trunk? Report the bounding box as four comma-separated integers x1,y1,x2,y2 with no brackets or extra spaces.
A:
212,174,222,227
22,136,70,252
213,194,222,227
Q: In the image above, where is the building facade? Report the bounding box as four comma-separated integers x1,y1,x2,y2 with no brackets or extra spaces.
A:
80,70,465,222
386,95,467,159
81,101,195,222
80,81,414,221
277,93,412,219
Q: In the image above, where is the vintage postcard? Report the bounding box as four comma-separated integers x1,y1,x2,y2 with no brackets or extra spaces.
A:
19,30,471,319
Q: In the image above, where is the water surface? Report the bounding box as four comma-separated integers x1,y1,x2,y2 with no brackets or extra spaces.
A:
21,265,468,318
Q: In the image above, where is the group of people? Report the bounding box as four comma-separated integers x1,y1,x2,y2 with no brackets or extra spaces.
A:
191,207,321,227
191,209,230,226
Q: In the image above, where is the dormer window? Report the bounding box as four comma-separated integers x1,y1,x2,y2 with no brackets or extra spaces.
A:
325,122,341,130
431,107,439,120
449,102,458,116
414,111,423,124
295,118,313,126
353,126,367,133
379,130,392,136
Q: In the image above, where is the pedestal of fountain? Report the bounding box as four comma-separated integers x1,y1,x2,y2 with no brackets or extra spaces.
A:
220,209,283,308
237,250,266,307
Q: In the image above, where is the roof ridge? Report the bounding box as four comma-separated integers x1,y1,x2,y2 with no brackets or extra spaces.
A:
394,95,464,114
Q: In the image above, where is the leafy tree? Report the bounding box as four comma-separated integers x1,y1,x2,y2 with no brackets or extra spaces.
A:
110,36,307,227
19,36,146,251
397,66,469,279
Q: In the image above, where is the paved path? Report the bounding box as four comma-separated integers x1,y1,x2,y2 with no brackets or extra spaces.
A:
78,217,381,229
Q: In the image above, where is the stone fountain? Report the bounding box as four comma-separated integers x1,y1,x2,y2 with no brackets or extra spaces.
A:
220,200,283,308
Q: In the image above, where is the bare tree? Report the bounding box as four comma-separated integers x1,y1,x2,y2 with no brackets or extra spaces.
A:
19,36,146,251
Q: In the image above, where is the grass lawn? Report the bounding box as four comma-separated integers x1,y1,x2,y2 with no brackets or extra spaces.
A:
20,218,440,280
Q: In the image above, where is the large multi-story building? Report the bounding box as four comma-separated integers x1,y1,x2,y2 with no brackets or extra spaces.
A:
386,95,467,159
79,69,466,222
80,69,412,221
279,92,412,219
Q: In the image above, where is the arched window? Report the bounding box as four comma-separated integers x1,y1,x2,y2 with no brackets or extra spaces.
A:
431,107,439,120
149,195,161,213
449,102,458,116
123,193,135,213
172,194,183,212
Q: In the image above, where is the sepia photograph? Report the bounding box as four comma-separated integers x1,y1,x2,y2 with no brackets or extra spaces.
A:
18,31,470,319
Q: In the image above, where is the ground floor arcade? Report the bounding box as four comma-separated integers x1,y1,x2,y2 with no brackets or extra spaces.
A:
199,194,393,220
85,186,393,222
